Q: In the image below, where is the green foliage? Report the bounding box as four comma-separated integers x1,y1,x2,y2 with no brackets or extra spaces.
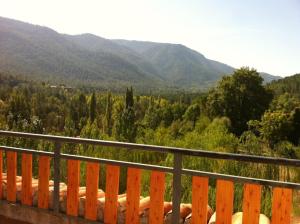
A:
0,71,300,217
89,92,96,122
183,104,200,127
268,73,300,97
259,111,292,147
206,67,273,135
104,92,113,136
269,93,300,112
289,107,300,145
115,88,137,142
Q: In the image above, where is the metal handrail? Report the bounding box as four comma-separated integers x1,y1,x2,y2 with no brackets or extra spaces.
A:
0,130,300,224
0,130,299,167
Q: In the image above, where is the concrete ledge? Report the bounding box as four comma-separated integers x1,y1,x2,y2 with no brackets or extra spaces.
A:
0,200,101,224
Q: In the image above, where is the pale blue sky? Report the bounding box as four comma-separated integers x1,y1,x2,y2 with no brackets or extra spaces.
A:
1,0,299,76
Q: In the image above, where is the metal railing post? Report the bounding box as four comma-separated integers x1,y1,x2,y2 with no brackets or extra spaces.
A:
53,141,61,213
172,153,182,224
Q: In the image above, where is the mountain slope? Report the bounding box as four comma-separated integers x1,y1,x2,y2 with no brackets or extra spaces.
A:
268,73,300,97
0,17,162,90
0,16,280,91
114,40,235,87
64,34,163,81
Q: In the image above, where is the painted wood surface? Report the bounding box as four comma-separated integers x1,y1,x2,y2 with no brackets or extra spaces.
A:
66,159,80,216
104,165,120,224
7,151,17,202
0,150,2,199
149,171,165,224
21,153,33,205
38,156,51,209
242,183,261,224
125,168,141,224
271,187,292,224
216,179,234,224
85,162,99,220
192,176,209,224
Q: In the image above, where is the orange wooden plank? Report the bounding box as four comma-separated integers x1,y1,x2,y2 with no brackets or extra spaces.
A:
125,167,141,224
7,151,17,202
216,179,234,224
191,176,209,224
242,183,261,224
85,162,100,220
0,150,2,199
149,171,165,224
38,156,51,209
21,153,33,205
104,165,120,224
271,187,293,224
67,159,80,216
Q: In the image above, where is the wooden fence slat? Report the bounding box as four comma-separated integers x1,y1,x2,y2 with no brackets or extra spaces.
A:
104,165,120,224
67,159,80,216
38,156,51,209
191,176,209,224
0,150,2,199
242,183,261,224
216,179,234,224
21,153,33,205
125,167,141,224
7,151,17,202
85,162,100,220
149,171,165,224
271,187,292,224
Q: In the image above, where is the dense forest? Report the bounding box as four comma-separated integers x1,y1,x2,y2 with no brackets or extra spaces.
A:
0,67,299,216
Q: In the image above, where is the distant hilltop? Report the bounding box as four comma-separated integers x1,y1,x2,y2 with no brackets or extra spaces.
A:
0,16,281,91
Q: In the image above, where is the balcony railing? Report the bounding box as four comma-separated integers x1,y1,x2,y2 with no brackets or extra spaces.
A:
0,130,299,224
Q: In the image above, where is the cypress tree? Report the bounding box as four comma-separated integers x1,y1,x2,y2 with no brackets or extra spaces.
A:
89,92,96,122
105,92,113,136
116,87,136,142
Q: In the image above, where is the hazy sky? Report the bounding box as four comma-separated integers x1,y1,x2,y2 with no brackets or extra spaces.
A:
1,0,300,76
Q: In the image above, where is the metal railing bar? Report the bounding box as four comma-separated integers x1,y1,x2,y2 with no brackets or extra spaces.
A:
0,144,299,189
60,153,174,173
182,169,300,190
0,146,54,157
1,130,300,167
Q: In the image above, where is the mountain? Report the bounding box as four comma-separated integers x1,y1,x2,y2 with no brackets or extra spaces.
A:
0,16,280,91
268,73,300,97
113,40,235,88
259,72,282,84
0,17,162,91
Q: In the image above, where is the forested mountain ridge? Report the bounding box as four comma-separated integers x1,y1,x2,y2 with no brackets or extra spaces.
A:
0,17,164,91
113,39,235,87
0,16,280,91
268,73,300,97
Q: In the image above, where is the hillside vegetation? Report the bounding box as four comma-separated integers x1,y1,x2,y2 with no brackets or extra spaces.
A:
268,73,300,97
0,68,299,216
0,16,280,91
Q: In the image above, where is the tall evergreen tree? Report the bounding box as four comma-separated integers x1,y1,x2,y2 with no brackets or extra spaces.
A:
89,92,96,122
105,92,113,136
115,87,136,142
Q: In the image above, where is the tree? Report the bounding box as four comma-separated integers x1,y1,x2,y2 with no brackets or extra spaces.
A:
289,107,300,145
115,87,137,142
269,93,300,113
183,104,200,128
104,92,113,136
206,67,273,135
257,111,292,147
89,92,96,122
